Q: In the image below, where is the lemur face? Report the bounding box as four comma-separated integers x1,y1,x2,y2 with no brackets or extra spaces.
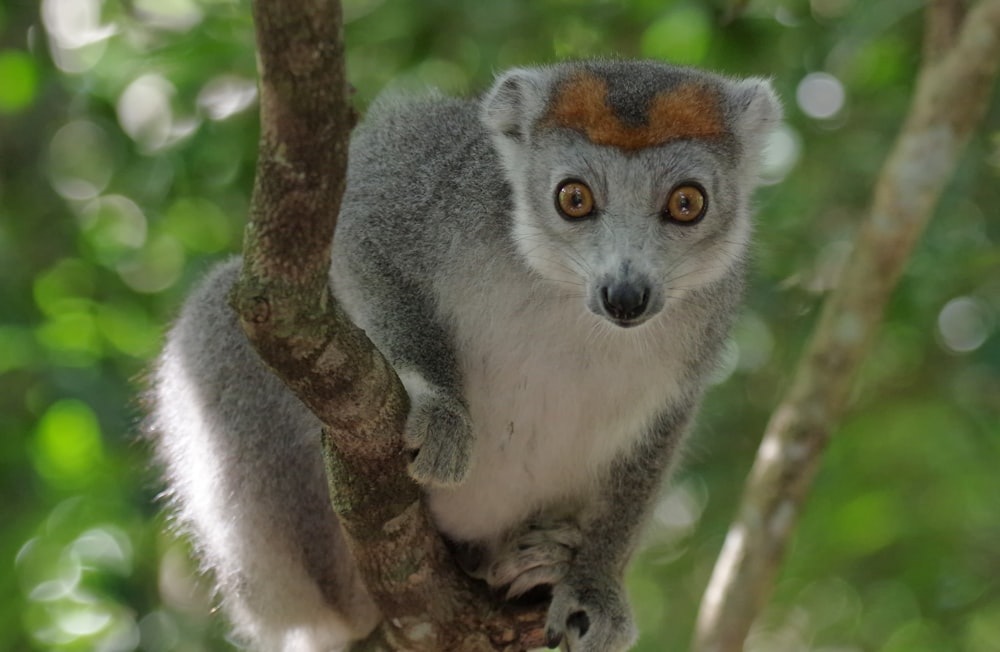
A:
483,61,779,329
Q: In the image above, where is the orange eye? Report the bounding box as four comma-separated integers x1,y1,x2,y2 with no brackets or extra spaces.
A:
664,184,707,224
555,180,595,220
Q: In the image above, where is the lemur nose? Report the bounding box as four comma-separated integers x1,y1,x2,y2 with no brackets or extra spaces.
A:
600,283,650,324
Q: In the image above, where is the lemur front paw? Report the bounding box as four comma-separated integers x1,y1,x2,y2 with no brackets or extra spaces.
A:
486,519,582,599
545,575,636,652
404,396,473,486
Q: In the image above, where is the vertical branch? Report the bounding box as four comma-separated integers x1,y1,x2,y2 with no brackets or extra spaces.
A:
234,0,416,538
924,0,967,61
231,0,425,641
226,1,547,649
691,2,1000,651
241,0,350,304
231,0,417,536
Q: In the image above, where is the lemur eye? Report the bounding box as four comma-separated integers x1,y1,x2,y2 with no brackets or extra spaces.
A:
555,180,595,220
664,183,707,224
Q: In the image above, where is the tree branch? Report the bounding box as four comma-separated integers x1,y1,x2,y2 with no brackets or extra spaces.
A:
229,0,545,649
691,2,1000,651
924,0,967,62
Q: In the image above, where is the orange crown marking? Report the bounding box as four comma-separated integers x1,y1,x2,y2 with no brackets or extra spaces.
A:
541,71,727,150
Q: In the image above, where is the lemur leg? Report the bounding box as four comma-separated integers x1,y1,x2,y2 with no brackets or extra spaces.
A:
543,407,693,652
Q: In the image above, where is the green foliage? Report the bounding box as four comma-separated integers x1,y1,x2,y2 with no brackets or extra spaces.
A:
1,0,998,650
0,49,39,113
640,5,713,64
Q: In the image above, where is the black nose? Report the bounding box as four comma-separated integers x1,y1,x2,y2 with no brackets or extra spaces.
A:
600,283,650,323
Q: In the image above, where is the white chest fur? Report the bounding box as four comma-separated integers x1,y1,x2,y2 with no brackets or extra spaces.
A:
427,274,687,543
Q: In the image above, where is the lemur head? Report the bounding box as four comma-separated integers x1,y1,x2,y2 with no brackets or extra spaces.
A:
481,60,781,328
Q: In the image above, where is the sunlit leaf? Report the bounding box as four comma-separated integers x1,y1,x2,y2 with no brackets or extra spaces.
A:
163,197,233,253
0,50,39,113
36,311,103,366
33,259,96,318
80,196,148,265
30,400,105,489
96,303,160,358
640,5,711,65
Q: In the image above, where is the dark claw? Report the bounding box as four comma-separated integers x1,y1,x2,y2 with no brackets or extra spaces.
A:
450,540,483,576
509,583,551,606
567,611,590,638
545,627,564,649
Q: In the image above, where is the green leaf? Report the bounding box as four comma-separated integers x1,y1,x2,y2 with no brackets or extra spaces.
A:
0,50,38,113
30,400,106,489
640,5,711,65
163,197,234,253
33,259,96,318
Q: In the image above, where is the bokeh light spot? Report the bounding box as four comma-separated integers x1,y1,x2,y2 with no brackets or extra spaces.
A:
57,605,113,637
48,121,114,200
72,526,133,575
117,74,176,151
796,72,845,119
132,0,204,31
42,0,115,49
937,296,992,353
80,195,149,264
760,124,802,185
197,75,258,121
41,0,115,73
116,234,185,293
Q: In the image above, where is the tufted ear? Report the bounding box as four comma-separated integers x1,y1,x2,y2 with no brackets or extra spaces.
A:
481,67,549,143
724,77,783,156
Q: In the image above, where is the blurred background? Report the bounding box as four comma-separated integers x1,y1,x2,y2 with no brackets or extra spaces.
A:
2,0,998,650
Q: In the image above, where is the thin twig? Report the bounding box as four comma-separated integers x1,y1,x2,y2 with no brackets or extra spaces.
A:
691,2,1000,651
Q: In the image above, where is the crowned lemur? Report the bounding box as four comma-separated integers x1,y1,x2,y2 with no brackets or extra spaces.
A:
150,59,781,651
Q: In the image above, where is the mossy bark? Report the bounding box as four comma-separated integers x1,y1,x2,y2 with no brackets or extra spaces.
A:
229,0,546,649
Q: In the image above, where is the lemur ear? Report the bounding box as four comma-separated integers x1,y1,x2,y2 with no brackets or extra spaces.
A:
481,67,547,142
725,77,783,154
